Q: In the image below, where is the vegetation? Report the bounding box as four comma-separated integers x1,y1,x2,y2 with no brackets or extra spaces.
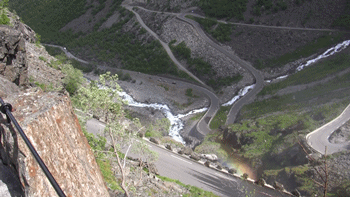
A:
255,33,345,69
252,0,288,16
0,0,10,25
116,71,133,82
332,0,350,30
242,75,350,120
186,15,232,42
145,118,171,138
82,129,122,191
185,88,193,97
169,41,241,89
9,0,87,42
158,84,169,91
10,0,195,81
194,135,228,159
44,46,94,73
198,0,247,20
260,50,350,96
156,175,218,197
73,73,158,196
209,106,230,129
61,64,85,96
190,112,205,121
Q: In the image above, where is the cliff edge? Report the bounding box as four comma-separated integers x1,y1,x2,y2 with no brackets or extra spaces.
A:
0,13,109,197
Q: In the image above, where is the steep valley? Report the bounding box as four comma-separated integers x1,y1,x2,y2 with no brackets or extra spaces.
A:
5,0,350,196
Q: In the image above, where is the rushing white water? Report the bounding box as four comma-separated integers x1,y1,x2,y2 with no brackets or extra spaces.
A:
222,40,350,107
266,40,350,83
222,84,256,106
87,78,208,143
118,92,207,144
296,40,350,71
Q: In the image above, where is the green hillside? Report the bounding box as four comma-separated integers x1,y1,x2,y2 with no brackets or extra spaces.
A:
9,0,88,42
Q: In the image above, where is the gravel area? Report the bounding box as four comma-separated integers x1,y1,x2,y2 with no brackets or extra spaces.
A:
329,120,350,144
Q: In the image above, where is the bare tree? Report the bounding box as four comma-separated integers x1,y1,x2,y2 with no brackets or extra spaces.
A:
74,72,157,196
299,141,329,196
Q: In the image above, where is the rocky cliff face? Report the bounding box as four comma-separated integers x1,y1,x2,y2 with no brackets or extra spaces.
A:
1,89,109,197
0,18,109,197
0,26,27,86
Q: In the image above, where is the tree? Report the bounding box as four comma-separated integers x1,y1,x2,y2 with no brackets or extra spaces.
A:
74,72,157,196
299,141,329,197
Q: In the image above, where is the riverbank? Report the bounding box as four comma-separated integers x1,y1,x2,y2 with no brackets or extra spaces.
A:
84,68,209,142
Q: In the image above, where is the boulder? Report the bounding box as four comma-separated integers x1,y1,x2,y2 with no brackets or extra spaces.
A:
291,189,301,197
165,144,172,151
190,152,200,161
228,168,237,174
182,147,193,155
216,163,222,170
273,181,284,191
178,149,184,155
147,163,159,175
150,137,160,145
0,76,19,98
15,23,36,43
204,161,210,167
201,154,218,162
255,178,266,186
138,131,145,138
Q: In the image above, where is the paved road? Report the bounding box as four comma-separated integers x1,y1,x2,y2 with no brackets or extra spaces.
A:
43,44,90,64
189,13,338,32
129,5,265,125
176,12,265,125
132,6,339,32
306,103,350,155
123,5,208,88
86,118,290,197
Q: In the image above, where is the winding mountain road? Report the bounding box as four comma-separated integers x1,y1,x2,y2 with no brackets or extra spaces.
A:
86,118,290,197
130,5,265,125
127,5,350,156
46,2,350,158
306,103,350,155
44,43,219,137
123,6,207,88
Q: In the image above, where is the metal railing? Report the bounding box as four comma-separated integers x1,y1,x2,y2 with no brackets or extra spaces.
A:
0,97,66,197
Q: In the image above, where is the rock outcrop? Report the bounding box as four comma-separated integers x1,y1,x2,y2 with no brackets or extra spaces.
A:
0,26,27,86
0,22,109,196
1,89,109,197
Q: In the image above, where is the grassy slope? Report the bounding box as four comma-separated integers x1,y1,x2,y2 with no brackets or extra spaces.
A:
220,48,350,159
9,0,192,80
9,0,88,42
203,47,350,195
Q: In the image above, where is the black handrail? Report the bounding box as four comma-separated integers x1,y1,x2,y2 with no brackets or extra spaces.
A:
0,97,66,197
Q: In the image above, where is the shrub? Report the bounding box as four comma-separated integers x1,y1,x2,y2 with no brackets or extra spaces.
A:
185,88,193,97
198,0,247,20
61,64,85,95
39,56,47,62
0,11,10,25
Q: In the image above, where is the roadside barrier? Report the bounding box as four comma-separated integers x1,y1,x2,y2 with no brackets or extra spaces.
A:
0,97,66,197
